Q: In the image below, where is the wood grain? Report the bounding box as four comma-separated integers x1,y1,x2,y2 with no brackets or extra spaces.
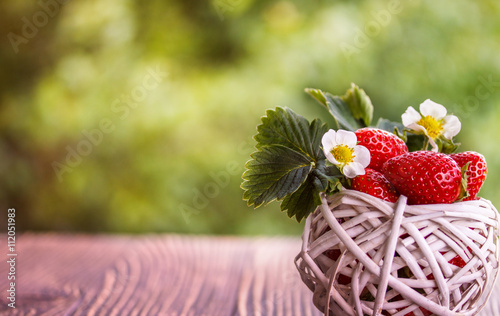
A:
0,234,498,315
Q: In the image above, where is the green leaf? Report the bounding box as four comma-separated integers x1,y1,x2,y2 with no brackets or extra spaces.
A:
242,107,331,216
312,160,344,193
323,93,360,131
304,88,327,107
280,174,321,222
306,85,373,131
376,118,405,135
254,107,328,161
309,118,329,160
306,88,351,130
436,137,461,154
242,145,313,208
280,161,345,222
405,133,426,152
341,83,374,127
457,162,471,201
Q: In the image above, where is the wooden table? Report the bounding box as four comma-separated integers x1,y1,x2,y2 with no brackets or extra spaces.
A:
1,234,499,315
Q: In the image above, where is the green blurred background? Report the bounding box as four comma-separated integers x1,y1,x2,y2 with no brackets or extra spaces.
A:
1,0,500,235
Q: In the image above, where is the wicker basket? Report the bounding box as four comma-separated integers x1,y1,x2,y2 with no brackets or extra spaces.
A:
295,190,500,316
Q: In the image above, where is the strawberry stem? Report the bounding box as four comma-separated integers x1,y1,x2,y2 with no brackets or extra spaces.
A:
422,138,429,151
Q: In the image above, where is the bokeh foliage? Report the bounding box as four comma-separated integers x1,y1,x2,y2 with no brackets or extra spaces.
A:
1,0,500,234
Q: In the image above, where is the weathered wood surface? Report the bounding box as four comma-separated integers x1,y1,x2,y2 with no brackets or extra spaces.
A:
0,234,499,315
0,234,321,316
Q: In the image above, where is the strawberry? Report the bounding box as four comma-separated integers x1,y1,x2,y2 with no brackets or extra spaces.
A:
448,246,471,268
449,151,487,201
403,307,432,316
448,254,467,268
351,168,399,202
427,253,467,281
382,151,462,205
324,249,352,284
355,128,408,173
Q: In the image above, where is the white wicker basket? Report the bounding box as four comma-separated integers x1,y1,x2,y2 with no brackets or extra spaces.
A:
295,190,500,316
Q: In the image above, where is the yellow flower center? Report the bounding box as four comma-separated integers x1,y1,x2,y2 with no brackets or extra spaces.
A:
417,115,443,139
331,145,355,165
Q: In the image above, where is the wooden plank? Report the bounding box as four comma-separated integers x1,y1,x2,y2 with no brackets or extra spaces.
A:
0,234,499,315
0,234,321,315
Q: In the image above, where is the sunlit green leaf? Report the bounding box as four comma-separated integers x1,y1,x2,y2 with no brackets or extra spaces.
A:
255,107,328,161
306,87,371,131
242,107,331,218
341,83,373,127
324,93,360,131
304,88,327,107
242,145,312,207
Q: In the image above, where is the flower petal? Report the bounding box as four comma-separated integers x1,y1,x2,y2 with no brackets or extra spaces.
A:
406,122,427,135
321,129,337,151
402,106,422,127
428,137,439,152
335,129,357,147
343,162,366,178
325,151,339,165
420,99,447,119
442,115,461,139
353,145,371,168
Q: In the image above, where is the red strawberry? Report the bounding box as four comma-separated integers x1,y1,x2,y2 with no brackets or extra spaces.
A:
382,151,462,205
324,248,341,261
449,151,487,201
324,249,352,284
355,128,408,173
427,253,467,281
448,246,471,268
351,168,399,202
449,254,467,268
403,307,432,316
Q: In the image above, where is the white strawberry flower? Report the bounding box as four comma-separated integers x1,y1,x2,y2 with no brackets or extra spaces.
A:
402,99,461,152
321,129,370,178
